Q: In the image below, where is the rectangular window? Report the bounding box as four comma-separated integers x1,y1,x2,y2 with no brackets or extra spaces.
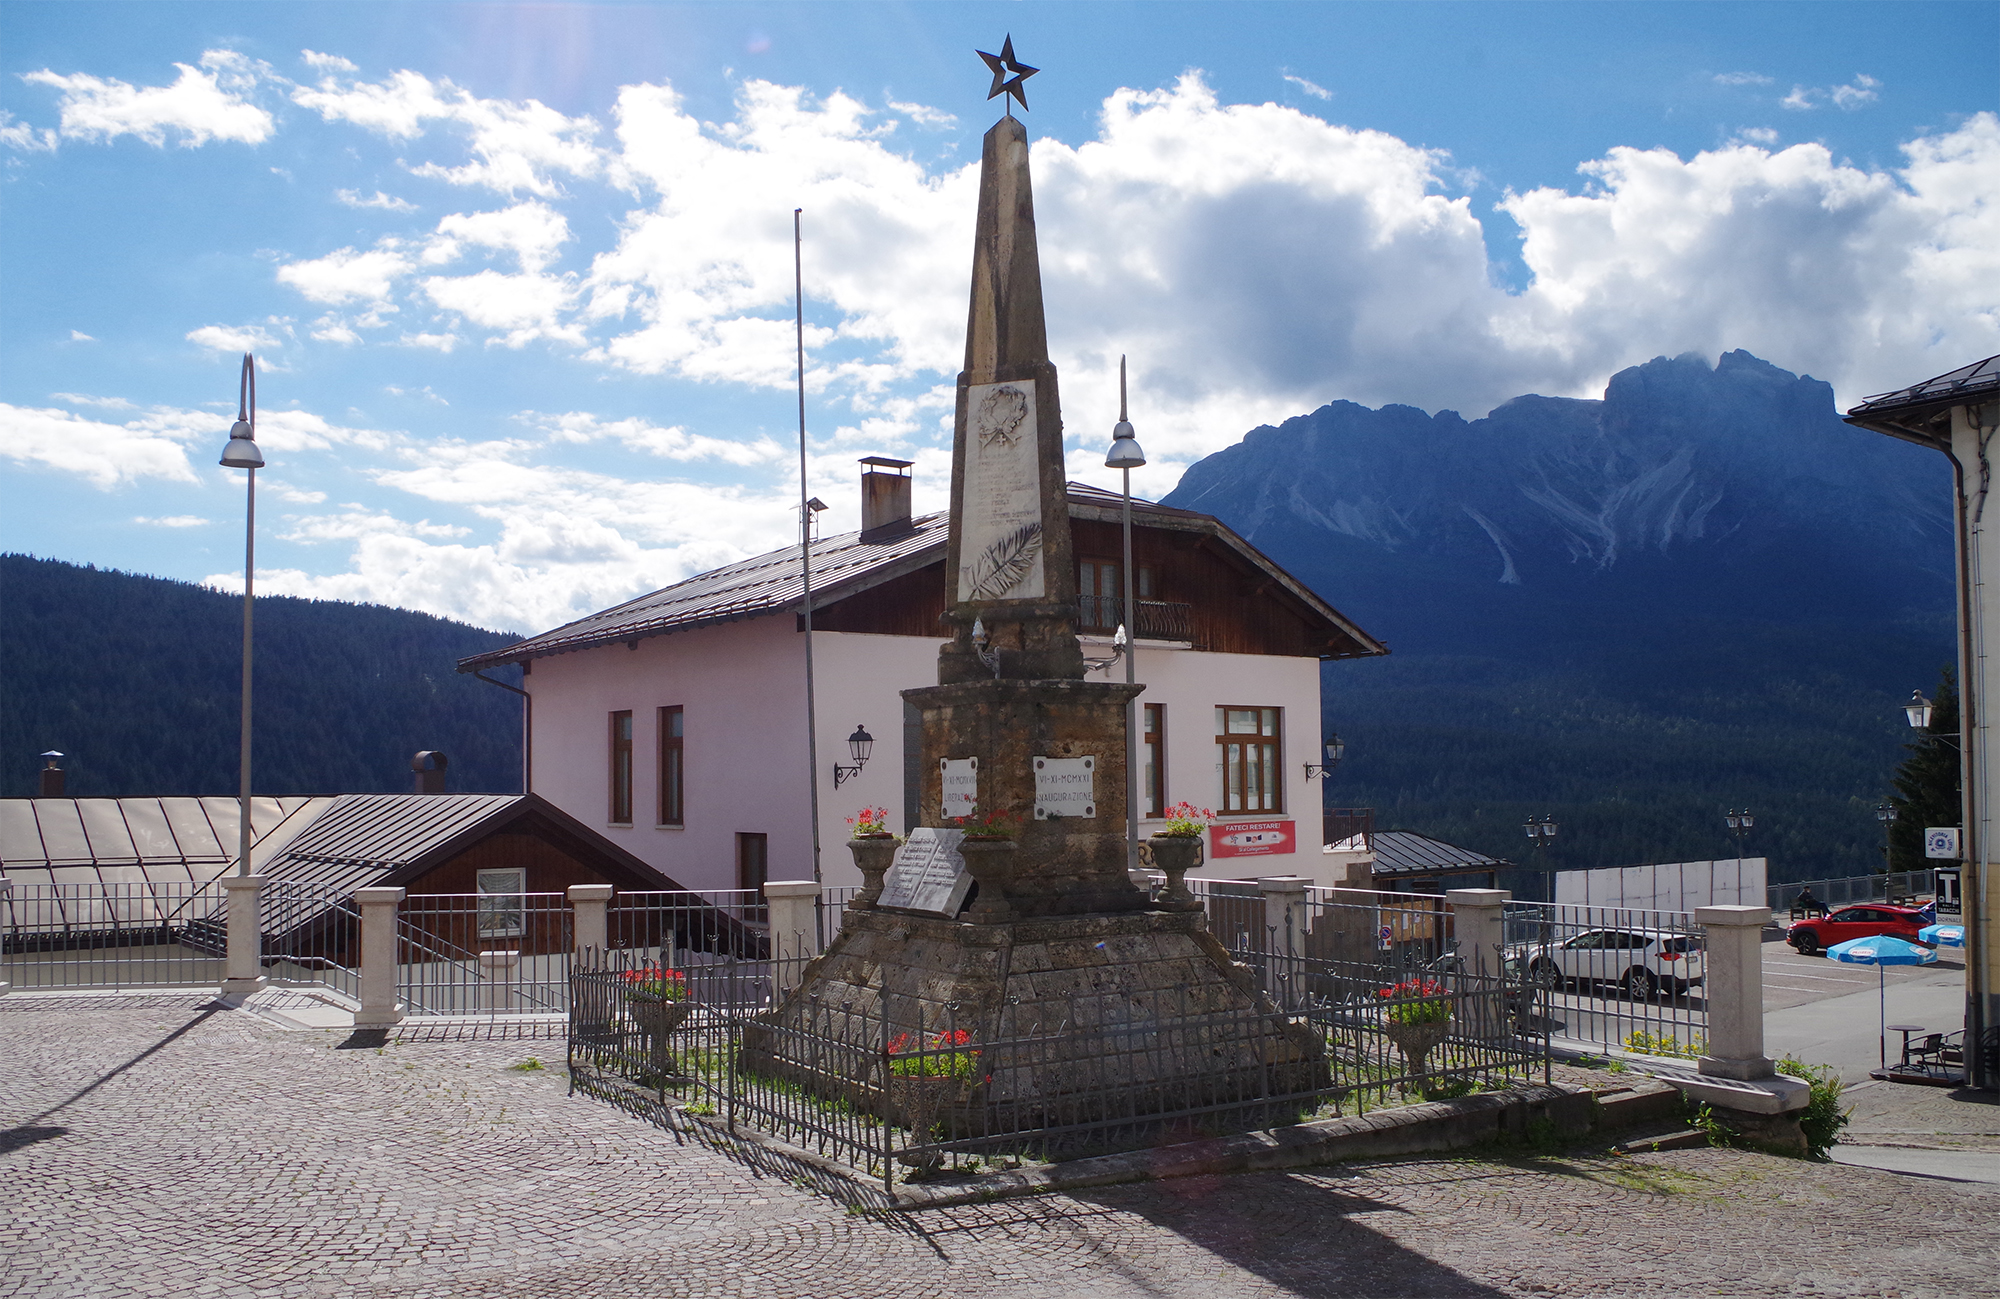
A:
609,710,634,823
737,832,769,917
657,705,684,826
476,868,526,938
1078,559,1120,630
1215,706,1282,814
1143,703,1166,818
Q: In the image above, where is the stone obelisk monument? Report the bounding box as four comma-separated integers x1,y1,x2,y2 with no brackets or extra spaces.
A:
750,41,1323,1129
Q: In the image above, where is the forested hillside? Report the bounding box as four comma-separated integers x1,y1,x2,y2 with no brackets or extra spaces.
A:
2,555,523,798
1166,351,1957,883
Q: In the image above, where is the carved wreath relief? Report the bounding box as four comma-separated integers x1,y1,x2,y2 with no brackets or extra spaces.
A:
958,379,1047,602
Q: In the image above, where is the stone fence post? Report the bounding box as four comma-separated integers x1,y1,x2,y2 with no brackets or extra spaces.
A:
764,881,821,995
1696,905,1773,1080
1447,889,1511,977
568,883,613,961
1449,888,1513,1042
220,874,268,996
1258,876,1309,1007
478,950,520,1012
354,886,406,1027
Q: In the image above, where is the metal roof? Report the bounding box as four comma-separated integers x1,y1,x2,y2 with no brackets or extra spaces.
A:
1367,830,1512,877
1,793,677,895
0,796,329,887
460,485,1388,671
1845,354,2000,449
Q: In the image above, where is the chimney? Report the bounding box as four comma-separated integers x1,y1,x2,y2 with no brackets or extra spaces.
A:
859,456,914,542
411,750,448,794
38,751,65,798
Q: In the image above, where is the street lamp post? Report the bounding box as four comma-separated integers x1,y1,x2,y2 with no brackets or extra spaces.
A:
1105,357,1147,877
219,354,265,876
1875,803,1899,885
1523,814,1559,901
1723,808,1754,896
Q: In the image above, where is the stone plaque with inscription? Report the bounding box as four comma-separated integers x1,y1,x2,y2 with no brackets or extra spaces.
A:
940,757,978,820
956,379,1046,602
1033,755,1096,820
878,827,975,916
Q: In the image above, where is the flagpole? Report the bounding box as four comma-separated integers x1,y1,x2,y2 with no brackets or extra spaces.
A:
797,208,823,891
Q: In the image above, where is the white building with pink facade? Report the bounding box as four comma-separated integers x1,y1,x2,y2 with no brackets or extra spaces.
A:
458,463,1385,896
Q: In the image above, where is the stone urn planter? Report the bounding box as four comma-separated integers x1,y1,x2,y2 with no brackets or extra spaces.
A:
889,1074,965,1169
1382,1017,1453,1076
847,835,898,910
627,994,694,1077
958,838,1019,921
1145,834,1206,912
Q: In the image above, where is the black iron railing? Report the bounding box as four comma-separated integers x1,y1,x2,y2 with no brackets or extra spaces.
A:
1077,595,1192,641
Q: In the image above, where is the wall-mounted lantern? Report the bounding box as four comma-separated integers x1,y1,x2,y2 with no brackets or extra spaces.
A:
1304,733,1345,779
833,724,874,788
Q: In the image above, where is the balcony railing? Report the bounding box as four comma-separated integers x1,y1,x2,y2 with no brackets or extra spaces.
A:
1323,807,1374,849
1078,595,1192,642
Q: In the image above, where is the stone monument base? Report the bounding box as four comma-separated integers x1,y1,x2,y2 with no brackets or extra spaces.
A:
742,906,1329,1143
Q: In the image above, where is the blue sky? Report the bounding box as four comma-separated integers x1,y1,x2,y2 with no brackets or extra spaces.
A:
4,1,1995,634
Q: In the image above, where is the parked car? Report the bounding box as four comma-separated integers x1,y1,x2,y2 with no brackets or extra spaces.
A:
1785,903,1928,956
1518,928,1706,1000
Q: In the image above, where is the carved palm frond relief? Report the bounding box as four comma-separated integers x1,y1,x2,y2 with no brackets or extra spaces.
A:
962,521,1043,600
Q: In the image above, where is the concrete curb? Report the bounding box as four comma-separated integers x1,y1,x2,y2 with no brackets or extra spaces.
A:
894,1083,1601,1209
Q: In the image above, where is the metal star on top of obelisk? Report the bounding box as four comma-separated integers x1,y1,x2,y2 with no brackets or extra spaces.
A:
977,35,1038,114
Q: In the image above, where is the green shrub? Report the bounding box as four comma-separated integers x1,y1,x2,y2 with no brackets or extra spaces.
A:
1775,1057,1850,1160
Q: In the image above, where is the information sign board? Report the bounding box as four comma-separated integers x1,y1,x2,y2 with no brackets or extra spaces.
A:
1209,819,1297,859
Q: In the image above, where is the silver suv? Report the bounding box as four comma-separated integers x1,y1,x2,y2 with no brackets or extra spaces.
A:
1520,928,1705,999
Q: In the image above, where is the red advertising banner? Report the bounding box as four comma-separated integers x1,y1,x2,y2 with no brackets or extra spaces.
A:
1208,819,1296,859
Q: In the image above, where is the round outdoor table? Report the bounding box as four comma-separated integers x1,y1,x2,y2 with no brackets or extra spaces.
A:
1887,1024,1925,1066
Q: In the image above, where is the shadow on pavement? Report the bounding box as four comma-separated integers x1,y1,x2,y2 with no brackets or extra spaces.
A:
1059,1169,1513,1298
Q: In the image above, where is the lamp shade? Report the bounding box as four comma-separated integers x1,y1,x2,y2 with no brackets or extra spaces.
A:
847,724,874,765
1105,420,1146,469
220,418,264,469
1324,735,1345,765
1906,691,1934,730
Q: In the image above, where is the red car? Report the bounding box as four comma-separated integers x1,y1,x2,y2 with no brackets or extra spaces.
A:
1787,904,1928,956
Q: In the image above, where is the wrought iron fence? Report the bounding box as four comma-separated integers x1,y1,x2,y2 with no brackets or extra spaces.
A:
0,878,229,990
395,891,572,1015
607,889,768,966
1501,901,1709,1058
568,941,1546,1193
259,879,361,1003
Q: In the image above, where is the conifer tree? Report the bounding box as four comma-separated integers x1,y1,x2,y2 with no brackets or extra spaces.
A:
1886,666,1961,874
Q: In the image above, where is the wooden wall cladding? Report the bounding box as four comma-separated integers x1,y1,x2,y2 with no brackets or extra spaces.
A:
812,561,949,637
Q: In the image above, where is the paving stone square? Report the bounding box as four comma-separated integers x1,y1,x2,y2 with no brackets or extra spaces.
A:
2,992,1996,1298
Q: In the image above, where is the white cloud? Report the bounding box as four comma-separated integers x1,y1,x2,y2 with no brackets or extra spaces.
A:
887,99,957,129
0,110,58,152
400,331,459,352
134,514,209,528
1713,72,1774,87
186,322,283,353
292,66,601,196
301,50,358,74
1732,127,1780,145
1283,73,1333,101
0,402,201,488
430,201,571,271
51,391,133,409
20,50,274,147
528,411,788,464
1784,74,1882,112
386,385,449,405
337,188,418,212
277,245,414,303
67,330,96,343
1832,74,1882,110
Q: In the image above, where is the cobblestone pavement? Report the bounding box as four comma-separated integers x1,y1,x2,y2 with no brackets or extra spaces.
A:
4,993,1997,1299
